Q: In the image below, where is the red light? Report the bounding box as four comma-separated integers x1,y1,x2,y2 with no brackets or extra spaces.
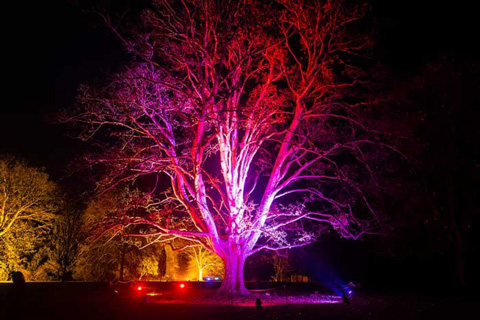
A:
137,286,142,291
179,283,185,289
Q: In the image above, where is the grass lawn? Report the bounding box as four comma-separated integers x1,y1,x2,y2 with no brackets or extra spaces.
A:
0,282,477,320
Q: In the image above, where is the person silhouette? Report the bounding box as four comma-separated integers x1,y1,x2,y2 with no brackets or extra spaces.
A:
6,271,26,320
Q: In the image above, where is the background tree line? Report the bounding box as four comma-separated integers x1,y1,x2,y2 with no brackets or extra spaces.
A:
0,157,224,282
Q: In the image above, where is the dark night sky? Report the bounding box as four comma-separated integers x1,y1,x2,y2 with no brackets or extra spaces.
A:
2,0,122,179
1,0,477,179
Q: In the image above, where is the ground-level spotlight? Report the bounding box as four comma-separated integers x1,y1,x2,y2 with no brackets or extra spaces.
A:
137,286,143,291
342,286,354,303
332,282,354,303
179,283,185,289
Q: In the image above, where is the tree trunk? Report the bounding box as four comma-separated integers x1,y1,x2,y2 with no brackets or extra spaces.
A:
198,268,203,282
158,246,166,278
119,243,126,281
61,265,68,282
217,247,248,295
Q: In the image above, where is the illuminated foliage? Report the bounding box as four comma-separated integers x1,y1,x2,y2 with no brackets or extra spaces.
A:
184,246,224,281
74,190,136,281
65,0,388,294
163,245,180,281
74,189,167,281
0,156,58,280
138,253,160,280
270,253,292,282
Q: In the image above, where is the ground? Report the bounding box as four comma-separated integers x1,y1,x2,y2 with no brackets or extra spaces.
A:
0,282,477,320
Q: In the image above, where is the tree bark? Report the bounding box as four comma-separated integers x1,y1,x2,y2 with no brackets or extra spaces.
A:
217,242,249,295
119,242,126,281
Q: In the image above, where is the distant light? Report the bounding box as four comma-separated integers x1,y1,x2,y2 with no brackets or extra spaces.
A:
179,283,185,289
214,277,220,280
348,290,352,294
146,292,162,297
205,277,212,281
137,286,142,291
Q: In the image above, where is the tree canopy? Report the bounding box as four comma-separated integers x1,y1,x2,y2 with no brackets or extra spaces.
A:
65,0,390,294
0,156,58,280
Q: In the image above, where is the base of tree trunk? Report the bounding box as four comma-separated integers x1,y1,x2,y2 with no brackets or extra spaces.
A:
216,285,250,296
217,250,249,295
217,272,249,296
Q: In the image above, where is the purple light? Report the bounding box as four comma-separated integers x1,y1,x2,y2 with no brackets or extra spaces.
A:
142,294,343,306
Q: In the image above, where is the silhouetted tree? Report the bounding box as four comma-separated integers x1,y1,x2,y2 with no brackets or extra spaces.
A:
396,57,479,287
48,207,83,281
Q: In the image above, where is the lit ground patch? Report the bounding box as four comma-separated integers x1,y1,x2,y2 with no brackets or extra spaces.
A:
142,292,343,306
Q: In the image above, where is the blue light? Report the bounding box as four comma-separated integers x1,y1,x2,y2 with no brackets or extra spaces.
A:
214,277,220,280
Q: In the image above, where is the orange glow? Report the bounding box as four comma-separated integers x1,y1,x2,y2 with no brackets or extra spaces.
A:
146,292,162,296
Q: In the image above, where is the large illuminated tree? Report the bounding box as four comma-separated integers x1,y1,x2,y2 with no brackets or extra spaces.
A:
66,0,384,294
0,157,58,279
